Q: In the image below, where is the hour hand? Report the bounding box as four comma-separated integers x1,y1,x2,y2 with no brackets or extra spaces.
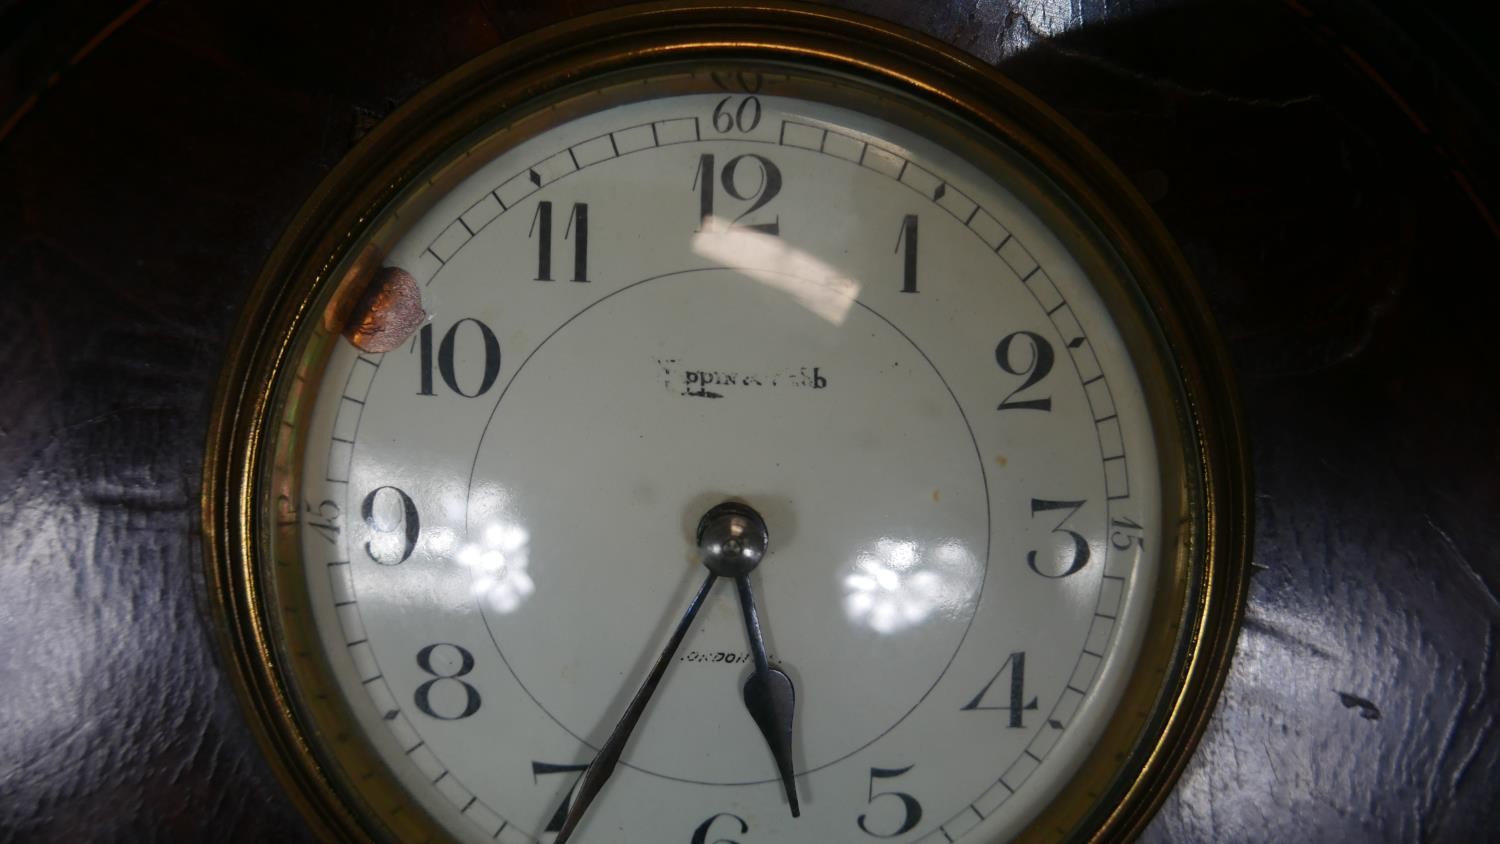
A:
697,502,800,818
737,577,800,818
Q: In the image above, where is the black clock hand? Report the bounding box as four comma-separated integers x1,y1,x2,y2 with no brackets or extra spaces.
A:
553,568,718,844
695,502,800,819
735,573,800,818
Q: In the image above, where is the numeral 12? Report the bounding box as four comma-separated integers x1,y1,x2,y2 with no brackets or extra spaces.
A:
693,153,781,234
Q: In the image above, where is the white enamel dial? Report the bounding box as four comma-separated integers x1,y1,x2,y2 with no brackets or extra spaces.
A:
295,76,1161,844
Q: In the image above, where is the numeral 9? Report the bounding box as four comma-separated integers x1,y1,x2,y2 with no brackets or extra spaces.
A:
362,485,419,565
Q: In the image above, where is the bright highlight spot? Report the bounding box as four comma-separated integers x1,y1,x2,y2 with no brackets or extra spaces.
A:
842,538,978,635
455,520,535,614
691,219,860,325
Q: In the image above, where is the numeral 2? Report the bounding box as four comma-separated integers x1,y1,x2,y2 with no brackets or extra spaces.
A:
995,330,1054,411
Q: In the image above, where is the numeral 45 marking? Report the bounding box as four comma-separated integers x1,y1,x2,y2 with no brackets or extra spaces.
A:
961,651,1038,728
304,498,340,543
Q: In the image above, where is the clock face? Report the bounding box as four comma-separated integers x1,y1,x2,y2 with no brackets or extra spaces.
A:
208,9,1247,844
297,86,1158,843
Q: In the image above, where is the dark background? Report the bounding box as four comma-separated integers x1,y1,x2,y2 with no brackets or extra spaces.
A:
2,1,1497,841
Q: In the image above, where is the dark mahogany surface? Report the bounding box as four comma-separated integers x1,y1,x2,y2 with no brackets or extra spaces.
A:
1,1,1496,841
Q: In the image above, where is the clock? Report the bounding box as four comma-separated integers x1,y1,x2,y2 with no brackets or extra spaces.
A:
202,3,1250,842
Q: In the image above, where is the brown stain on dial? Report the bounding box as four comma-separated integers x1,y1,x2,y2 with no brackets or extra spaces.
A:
342,266,427,353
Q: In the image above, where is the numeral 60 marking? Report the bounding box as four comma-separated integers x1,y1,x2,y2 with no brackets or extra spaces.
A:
711,96,762,133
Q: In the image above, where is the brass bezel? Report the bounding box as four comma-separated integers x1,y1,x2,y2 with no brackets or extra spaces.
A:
203,3,1251,842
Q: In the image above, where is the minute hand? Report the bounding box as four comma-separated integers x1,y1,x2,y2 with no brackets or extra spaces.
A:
553,569,718,844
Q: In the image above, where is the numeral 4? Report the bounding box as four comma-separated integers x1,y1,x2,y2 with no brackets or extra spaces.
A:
961,651,1038,727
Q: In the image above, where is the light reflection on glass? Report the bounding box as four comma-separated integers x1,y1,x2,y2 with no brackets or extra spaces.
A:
455,521,535,614
691,219,860,325
424,526,459,557
842,538,977,635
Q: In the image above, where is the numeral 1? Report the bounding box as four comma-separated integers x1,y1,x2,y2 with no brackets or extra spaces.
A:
530,200,590,282
895,214,918,293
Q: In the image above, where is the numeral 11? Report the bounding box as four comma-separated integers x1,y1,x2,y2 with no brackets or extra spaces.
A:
530,201,589,282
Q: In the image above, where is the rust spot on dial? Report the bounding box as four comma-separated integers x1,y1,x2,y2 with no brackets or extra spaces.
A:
343,266,426,353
